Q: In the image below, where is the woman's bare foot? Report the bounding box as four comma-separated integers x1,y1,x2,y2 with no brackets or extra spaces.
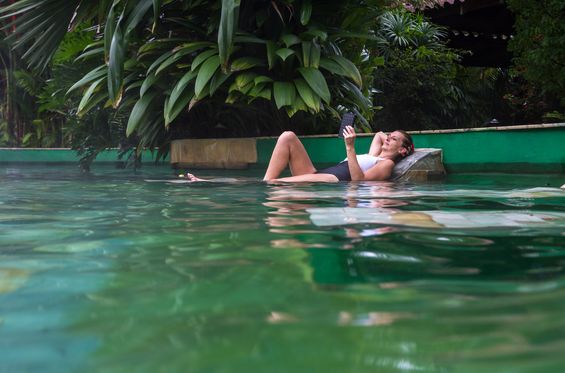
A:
179,173,205,182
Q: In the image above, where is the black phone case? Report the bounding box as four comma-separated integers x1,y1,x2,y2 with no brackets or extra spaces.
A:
338,112,355,138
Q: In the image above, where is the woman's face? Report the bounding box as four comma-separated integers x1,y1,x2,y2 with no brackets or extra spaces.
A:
383,131,408,156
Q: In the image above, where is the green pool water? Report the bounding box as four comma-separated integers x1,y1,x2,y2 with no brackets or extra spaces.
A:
1,165,564,372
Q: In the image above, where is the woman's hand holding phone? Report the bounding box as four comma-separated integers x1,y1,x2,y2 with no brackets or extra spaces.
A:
343,125,356,147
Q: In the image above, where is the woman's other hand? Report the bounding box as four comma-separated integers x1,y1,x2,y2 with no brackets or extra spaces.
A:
343,125,356,148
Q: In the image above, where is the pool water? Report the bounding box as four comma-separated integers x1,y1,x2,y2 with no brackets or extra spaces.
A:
1,165,564,372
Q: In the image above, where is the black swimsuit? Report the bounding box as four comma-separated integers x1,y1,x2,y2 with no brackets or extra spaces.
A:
316,161,352,181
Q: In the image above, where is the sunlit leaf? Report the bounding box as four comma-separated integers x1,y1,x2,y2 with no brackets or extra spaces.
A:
302,41,320,68
230,57,263,71
276,48,295,61
254,75,273,85
229,72,257,93
286,96,307,117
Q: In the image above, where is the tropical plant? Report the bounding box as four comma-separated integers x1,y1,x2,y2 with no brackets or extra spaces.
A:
368,9,471,130
1,0,386,163
506,0,564,118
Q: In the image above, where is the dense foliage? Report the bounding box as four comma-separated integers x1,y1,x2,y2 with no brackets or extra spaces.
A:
0,0,562,165
369,9,463,130
506,0,565,121
1,0,389,162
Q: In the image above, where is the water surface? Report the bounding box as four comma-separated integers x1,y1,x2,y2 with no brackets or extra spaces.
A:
1,165,564,372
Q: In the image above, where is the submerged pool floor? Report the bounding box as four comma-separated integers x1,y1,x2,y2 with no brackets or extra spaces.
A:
1,165,565,372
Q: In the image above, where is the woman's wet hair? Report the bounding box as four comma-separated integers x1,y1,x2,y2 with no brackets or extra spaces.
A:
396,130,414,157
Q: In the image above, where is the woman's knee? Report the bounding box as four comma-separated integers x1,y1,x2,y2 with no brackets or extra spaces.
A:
278,131,298,145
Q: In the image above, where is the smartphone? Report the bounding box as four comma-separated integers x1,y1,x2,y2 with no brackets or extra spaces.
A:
338,112,355,138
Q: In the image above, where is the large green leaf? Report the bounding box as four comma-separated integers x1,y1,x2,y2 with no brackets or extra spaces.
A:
155,42,212,74
273,81,296,109
138,38,186,54
300,0,312,25
230,57,263,71
108,11,127,106
297,67,330,104
256,87,271,100
76,93,108,118
152,0,161,32
286,96,307,117
126,91,157,137
248,82,266,98
294,78,320,112
104,3,116,63
302,41,320,68
266,41,277,70
300,29,328,42
276,48,295,62
191,49,219,71
330,55,362,87
194,55,220,97
75,47,104,62
67,65,107,94
77,77,105,115
254,76,273,85
147,50,173,73
319,57,346,75
218,0,241,70
125,0,153,34
281,34,301,48
140,72,158,97
209,71,232,96
165,70,197,125
340,79,370,111
229,72,257,93
234,34,266,44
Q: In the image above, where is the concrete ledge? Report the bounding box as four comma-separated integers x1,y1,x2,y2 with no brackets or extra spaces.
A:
170,138,257,169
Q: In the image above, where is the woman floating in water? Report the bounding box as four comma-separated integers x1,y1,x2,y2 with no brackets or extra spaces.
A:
184,126,414,182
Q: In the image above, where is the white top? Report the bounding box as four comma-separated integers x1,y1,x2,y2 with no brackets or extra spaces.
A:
342,154,385,172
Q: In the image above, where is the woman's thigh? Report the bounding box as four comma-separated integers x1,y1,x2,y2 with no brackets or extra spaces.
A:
284,133,317,176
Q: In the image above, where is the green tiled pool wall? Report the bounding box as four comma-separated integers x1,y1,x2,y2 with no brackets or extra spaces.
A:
257,125,564,173
0,148,168,164
1,124,564,173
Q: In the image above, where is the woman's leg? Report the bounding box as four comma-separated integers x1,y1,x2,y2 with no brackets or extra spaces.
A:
263,131,317,180
274,173,339,183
